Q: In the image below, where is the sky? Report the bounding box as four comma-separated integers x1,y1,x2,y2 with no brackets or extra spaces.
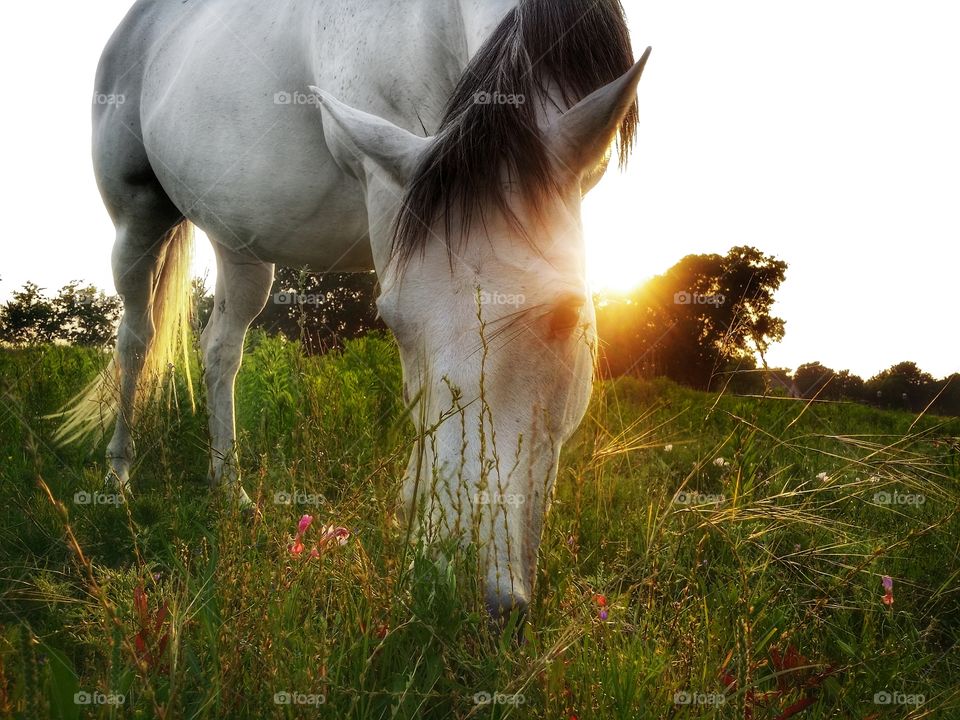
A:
1,1,957,378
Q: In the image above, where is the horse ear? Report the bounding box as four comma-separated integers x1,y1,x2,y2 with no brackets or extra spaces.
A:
311,86,431,185
545,47,651,185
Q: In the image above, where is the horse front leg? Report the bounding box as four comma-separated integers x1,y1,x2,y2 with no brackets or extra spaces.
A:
201,243,274,506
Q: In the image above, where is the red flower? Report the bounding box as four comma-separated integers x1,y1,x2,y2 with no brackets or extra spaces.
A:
132,584,169,673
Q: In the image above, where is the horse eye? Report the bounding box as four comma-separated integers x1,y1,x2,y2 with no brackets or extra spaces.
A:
549,295,585,337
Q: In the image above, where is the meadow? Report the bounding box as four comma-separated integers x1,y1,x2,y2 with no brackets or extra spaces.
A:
0,333,958,719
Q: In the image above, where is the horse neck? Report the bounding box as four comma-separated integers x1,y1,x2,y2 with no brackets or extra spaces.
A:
303,0,518,136
457,0,520,57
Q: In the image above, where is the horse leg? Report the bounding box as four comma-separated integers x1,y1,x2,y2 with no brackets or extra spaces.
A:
200,242,274,504
105,213,182,491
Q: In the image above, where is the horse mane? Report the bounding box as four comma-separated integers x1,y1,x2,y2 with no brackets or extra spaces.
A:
392,0,638,266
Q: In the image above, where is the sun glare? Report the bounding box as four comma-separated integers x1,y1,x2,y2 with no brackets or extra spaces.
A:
584,225,661,297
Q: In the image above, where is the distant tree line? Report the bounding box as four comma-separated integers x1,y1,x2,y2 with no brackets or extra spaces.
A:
250,267,384,353
746,360,960,416
2,249,957,416
593,247,959,416
0,280,121,347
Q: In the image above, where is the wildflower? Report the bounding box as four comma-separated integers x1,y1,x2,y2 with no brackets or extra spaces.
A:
132,584,170,672
713,457,729,467
289,514,313,556
320,525,351,547
664,444,673,452
290,515,350,559
882,575,894,606
816,471,829,482
594,594,608,620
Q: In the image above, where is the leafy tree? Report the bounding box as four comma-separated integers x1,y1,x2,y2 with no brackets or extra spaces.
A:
597,246,787,389
0,282,121,347
866,362,936,412
930,374,960,416
54,281,122,346
792,363,867,402
253,267,384,353
0,282,59,345
833,370,866,402
794,362,836,398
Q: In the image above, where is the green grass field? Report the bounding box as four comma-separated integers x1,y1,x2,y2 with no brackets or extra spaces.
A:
1,333,958,719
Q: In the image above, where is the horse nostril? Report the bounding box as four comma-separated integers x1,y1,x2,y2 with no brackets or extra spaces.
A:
549,294,585,337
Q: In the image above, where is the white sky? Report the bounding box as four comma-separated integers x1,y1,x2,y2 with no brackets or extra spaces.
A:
1,1,957,378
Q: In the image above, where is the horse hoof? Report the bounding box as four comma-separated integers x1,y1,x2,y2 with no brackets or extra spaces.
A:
103,470,132,498
240,502,262,525
217,484,259,522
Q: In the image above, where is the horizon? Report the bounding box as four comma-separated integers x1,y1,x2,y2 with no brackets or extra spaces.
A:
1,0,958,379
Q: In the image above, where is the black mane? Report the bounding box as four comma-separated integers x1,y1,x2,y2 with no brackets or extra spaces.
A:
392,0,638,265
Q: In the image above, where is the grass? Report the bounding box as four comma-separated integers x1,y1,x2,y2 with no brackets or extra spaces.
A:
0,332,958,719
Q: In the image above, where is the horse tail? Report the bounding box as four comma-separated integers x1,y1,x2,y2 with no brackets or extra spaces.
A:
52,220,197,444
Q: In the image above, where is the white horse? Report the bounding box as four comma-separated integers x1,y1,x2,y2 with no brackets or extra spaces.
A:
63,0,650,618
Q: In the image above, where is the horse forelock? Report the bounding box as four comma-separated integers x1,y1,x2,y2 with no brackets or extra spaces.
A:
392,0,637,268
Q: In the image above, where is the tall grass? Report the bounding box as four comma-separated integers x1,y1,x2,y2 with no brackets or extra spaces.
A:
0,334,957,718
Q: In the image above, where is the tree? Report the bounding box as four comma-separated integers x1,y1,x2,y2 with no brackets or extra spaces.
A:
865,362,936,412
794,362,836,399
791,363,867,402
253,267,384,353
54,281,122,346
832,370,866,402
0,282,59,345
0,281,121,347
596,246,787,389
930,374,960,416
